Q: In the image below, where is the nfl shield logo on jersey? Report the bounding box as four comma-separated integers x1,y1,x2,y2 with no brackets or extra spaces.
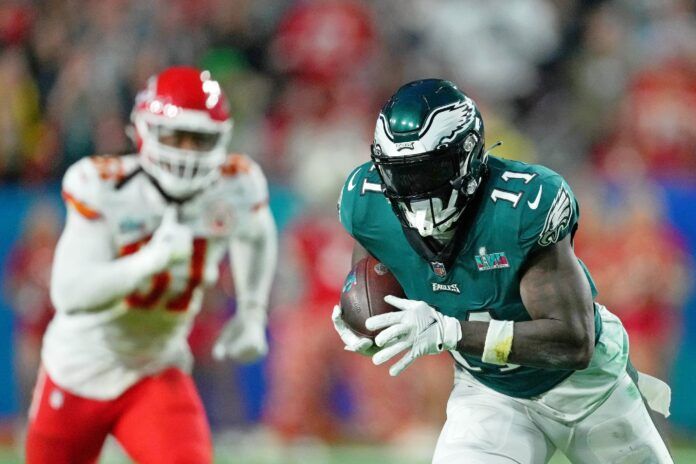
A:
431,261,447,277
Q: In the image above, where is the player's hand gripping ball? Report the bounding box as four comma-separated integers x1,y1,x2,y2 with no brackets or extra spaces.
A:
332,256,404,355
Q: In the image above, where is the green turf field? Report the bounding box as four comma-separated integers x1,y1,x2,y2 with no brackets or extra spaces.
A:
210,446,692,464
4,443,696,463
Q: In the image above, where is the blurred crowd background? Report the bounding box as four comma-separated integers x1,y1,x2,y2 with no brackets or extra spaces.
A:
1,0,696,459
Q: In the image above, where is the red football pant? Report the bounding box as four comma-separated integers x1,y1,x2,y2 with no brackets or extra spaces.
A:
26,367,212,464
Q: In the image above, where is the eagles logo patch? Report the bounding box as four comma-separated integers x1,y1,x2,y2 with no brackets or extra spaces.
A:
539,185,572,246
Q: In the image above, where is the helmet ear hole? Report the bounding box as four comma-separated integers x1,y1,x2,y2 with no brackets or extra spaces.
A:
463,134,477,153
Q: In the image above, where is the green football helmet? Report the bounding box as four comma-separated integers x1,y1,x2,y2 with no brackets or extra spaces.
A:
371,79,487,239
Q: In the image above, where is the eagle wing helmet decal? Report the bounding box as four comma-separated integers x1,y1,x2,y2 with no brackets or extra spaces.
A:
374,98,477,157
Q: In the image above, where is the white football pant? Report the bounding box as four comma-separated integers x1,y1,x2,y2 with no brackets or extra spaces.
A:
432,372,672,463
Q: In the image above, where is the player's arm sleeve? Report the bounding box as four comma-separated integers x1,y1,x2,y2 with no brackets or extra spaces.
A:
228,162,277,320
519,173,579,257
50,161,164,314
337,165,365,238
338,164,386,260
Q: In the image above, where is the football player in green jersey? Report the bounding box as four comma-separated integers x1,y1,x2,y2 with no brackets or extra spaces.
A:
333,79,673,463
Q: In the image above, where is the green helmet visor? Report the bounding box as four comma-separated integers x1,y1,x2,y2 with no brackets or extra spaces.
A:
372,146,461,199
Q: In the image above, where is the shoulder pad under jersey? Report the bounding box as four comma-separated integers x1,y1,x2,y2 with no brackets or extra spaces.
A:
515,164,579,255
338,162,384,238
61,155,139,220
217,153,269,211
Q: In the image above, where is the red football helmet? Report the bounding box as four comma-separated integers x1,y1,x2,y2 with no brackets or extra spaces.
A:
131,66,233,198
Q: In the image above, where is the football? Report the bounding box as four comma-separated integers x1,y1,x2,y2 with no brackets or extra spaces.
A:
339,256,405,339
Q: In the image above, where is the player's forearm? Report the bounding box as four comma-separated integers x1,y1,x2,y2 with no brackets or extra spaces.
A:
229,208,277,318
351,242,370,265
457,318,594,370
50,210,166,314
51,251,162,313
460,237,596,370
509,318,593,369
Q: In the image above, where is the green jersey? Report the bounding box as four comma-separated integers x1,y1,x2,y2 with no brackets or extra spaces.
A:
338,155,601,398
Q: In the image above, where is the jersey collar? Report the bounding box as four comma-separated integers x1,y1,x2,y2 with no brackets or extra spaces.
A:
400,169,487,277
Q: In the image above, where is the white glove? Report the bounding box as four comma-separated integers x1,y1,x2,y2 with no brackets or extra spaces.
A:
213,309,268,363
331,305,376,356
139,206,193,274
366,295,462,376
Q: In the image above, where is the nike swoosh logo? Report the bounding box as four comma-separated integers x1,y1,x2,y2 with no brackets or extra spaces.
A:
418,319,438,337
527,185,542,210
347,169,361,191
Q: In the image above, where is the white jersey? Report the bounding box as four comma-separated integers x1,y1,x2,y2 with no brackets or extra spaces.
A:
43,153,269,399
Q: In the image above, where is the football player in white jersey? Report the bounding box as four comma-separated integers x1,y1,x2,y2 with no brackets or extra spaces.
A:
25,66,277,464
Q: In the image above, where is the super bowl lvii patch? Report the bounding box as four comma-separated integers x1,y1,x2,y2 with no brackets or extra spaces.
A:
475,247,510,271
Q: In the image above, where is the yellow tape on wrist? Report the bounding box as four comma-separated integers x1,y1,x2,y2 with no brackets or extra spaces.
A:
481,320,514,365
